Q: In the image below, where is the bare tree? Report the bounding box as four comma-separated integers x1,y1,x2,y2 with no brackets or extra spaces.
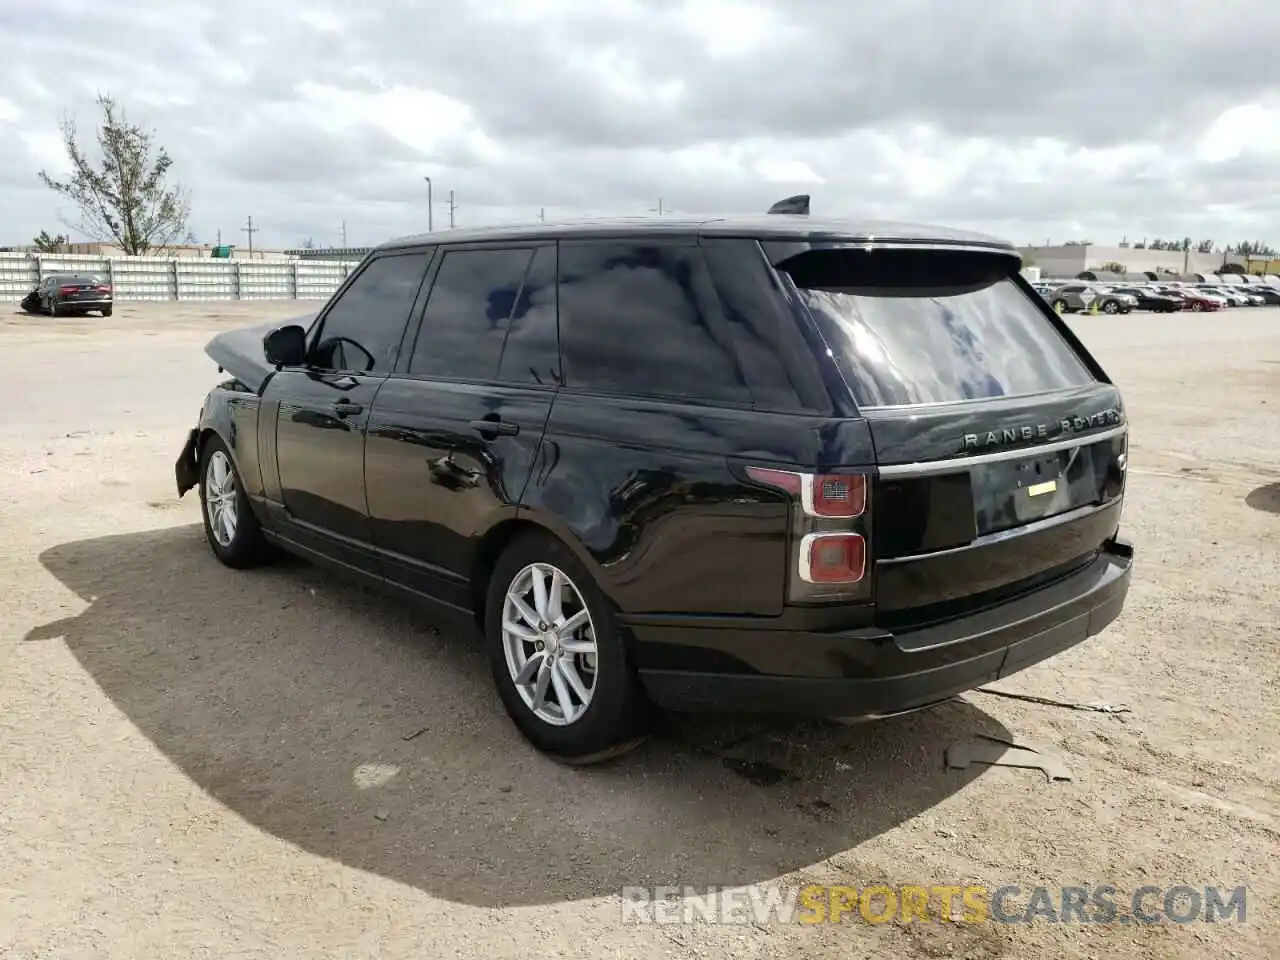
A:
38,94,191,255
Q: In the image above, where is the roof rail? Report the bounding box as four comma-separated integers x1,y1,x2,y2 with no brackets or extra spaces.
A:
766,194,810,215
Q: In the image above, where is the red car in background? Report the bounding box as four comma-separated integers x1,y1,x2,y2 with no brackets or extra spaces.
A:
1158,288,1224,312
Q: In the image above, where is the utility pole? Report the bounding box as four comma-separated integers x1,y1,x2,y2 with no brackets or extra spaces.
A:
424,176,433,232
341,220,347,247
539,207,545,222
242,216,257,259
448,190,456,229
216,229,222,245
658,197,664,215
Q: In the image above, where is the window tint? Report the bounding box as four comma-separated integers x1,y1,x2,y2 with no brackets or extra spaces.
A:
701,239,819,411
311,253,428,373
557,243,750,404
496,246,560,386
783,251,1095,408
409,248,536,381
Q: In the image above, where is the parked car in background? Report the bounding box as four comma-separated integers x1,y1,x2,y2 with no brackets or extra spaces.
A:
1047,283,1135,315
1244,285,1280,305
1161,288,1224,312
1217,286,1264,306
1198,285,1252,307
1110,286,1183,313
18,274,113,317
173,209,1133,762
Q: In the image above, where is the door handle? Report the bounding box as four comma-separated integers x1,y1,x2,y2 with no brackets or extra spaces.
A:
469,417,519,438
332,399,363,417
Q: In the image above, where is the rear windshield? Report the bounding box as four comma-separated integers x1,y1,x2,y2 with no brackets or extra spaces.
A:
780,249,1097,408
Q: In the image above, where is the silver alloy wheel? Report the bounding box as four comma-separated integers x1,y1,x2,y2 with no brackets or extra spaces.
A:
205,450,239,547
501,562,599,726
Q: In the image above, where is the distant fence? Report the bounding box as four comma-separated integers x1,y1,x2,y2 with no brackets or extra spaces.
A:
0,252,363,302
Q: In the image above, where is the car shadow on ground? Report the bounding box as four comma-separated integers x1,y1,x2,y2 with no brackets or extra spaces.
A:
1245,482,1280,515
28,524,1009,908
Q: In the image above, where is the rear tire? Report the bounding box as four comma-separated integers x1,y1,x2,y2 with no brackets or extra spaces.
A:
1191,302,1204,312
484,531,651,764
102,307,113,317
198,434,273,569
47,299,58,317
1102,300,1119,314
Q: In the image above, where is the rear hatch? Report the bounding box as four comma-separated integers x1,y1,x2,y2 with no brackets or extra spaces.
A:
775,245,1127,627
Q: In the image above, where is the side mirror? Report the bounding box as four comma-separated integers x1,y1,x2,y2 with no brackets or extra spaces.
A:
263,324,307,367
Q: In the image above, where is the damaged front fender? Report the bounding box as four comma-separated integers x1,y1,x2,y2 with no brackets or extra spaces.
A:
175,427,201,497
204,311,316,396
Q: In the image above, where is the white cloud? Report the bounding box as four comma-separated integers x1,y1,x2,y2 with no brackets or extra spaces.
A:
1197,104,1280,162
0,0,1276,249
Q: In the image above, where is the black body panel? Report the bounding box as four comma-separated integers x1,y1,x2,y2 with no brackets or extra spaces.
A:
526,397,876,617
365,378,554,612
264,369,386,567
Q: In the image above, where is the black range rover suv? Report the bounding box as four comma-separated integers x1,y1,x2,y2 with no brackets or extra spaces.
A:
176,205,1133,763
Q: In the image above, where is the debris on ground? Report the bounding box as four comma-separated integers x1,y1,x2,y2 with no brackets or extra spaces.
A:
974,688,1132,714
945,734,1073,782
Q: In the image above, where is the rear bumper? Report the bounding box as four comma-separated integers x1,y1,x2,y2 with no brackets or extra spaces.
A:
635,536,1133,717
56,298,111,310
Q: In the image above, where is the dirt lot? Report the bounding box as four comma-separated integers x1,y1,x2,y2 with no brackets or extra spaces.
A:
1,301,1277,960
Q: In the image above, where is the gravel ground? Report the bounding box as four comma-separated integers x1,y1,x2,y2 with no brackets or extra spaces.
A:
1,302,1276,960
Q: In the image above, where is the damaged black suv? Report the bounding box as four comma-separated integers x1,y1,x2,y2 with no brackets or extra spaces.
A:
176,197,1133,763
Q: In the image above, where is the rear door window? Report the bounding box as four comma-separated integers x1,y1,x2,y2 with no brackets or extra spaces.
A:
780,249,1096,408
557,242,751,405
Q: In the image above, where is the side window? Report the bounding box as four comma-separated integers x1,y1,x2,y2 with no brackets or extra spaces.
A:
311,253,429,373
409,247,536,381
701,239,817,411
557,243,750,405
497,246,560,386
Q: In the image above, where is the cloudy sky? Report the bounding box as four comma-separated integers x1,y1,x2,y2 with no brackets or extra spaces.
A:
2,0,1278,251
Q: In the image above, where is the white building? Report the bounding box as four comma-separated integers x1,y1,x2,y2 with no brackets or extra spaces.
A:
1018,243,1238,280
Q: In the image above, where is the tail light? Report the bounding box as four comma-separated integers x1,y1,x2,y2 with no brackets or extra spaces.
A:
745,467,871,603
57,285,78,295
95,284,112,293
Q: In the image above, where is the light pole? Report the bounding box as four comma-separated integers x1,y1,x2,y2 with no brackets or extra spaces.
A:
424,176,433,232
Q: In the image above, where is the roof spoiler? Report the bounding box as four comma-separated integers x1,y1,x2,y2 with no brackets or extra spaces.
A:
766,194,810,215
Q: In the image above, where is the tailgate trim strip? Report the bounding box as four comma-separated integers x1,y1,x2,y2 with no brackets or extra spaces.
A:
877,424,1126,479
878,502,1107,565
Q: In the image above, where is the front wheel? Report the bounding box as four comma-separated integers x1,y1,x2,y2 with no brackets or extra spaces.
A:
1102,300,1119,314
485,531,651,764
1191,302,1204,312
199,435,273,568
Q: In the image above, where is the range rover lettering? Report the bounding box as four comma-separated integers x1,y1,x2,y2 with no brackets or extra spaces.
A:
175,201,1134,763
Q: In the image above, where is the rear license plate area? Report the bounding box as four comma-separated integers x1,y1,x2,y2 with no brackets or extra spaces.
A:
972,449,1077,533
1010,453,1069,521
